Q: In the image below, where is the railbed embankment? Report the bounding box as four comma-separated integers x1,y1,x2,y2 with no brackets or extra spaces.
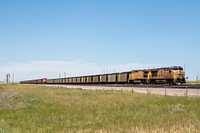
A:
22,84,200,97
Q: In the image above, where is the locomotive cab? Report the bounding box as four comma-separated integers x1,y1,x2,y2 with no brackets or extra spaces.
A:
170,66,185,84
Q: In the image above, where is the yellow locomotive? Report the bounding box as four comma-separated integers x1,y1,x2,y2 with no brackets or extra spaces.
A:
129,66,185,84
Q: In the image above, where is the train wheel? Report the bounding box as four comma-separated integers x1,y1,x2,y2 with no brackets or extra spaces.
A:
146,79,150,84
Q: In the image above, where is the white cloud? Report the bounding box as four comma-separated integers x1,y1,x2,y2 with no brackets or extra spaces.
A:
0,60,165,82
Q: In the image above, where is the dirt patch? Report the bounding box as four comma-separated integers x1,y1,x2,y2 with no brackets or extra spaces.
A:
0,88,25,109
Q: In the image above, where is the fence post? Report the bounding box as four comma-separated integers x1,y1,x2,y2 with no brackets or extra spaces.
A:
165,86,167,97
147,85,149,95
132,87,133,93
185,86,188,97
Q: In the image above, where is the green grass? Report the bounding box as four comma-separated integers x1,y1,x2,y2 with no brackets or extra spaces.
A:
0,84,200,133
187,81,200,85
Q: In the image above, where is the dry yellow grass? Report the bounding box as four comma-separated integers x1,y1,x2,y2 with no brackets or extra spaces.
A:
0,84,200,133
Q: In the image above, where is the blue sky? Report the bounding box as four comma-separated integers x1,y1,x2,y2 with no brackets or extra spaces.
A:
0,0,200,81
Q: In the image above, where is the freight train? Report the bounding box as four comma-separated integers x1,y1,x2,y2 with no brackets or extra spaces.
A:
20,66,186,85
20,78,48,84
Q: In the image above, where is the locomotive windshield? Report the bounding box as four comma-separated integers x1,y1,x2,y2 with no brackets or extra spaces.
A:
171,67,183,70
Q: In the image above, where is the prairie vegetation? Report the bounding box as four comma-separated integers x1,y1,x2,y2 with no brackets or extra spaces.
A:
187,81,200,85
0,84,200,133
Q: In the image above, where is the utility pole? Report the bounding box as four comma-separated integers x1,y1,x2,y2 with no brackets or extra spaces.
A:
6,73,10,84
64,72,66,78
59,74,61,84
12,73,14,84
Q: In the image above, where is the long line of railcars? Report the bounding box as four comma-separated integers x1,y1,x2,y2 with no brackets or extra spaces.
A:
46,72,130,85
20,66,186,85
20,78,48,84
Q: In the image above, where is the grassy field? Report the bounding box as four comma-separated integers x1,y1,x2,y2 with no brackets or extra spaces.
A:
0,85,200,133
187,81,200,85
